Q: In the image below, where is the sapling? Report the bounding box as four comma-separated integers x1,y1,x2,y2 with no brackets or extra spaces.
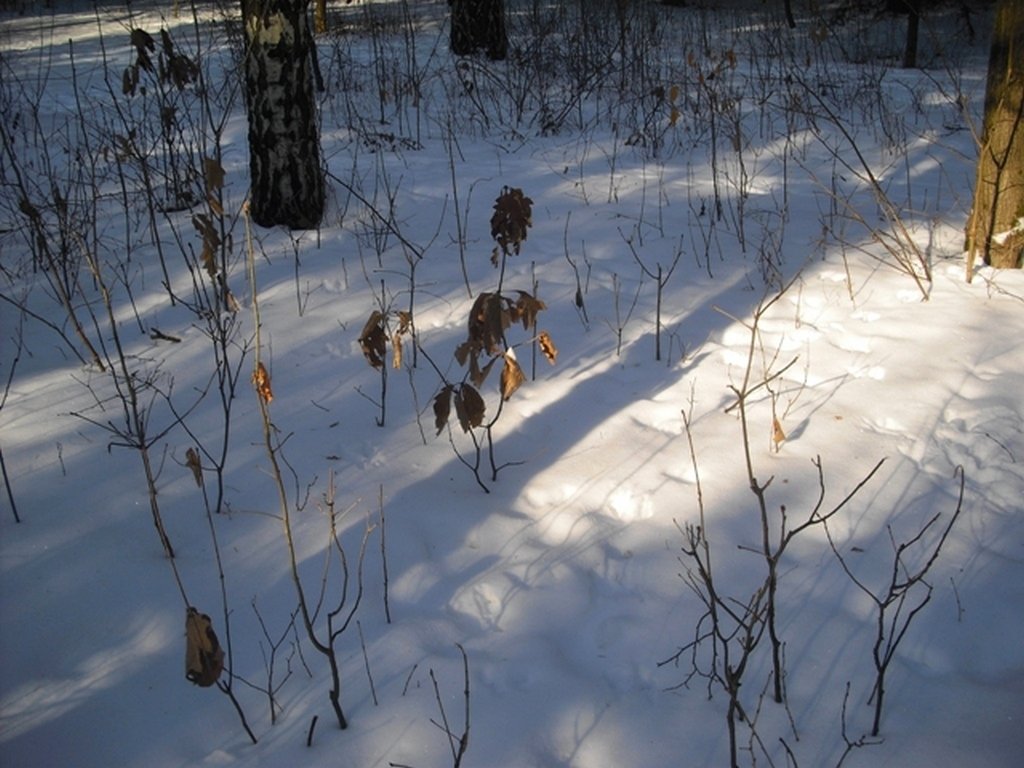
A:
389,644,471,768
357,283,415,427
824,466,966,737
562,212,591,329
606,270,643,358
620,225,683,361
247,206,369,731
430,187,557,491
249,600,304,724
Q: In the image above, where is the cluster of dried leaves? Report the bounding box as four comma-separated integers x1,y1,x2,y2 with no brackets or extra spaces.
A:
358,310,414,370
352,187,558,443
490,185,532,263
432,187,557,435
432,287,557,436
123,27,199,97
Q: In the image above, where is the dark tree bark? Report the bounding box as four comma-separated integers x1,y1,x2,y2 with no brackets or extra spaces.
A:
901,0,921,68
450,0,508,61
966,0,1024,274
242,0,325,230
783,0,796,29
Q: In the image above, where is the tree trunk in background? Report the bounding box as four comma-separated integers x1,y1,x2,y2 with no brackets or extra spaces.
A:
783,0,796,29
242,0,325,230
966,0,1024,275
450,0,508,61
901,0,920,68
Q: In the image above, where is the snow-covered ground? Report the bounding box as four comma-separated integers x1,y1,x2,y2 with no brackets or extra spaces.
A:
1,2,1022,766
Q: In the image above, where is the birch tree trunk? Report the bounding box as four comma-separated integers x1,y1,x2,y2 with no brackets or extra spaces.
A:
966,0,1024,276
242,0,325,230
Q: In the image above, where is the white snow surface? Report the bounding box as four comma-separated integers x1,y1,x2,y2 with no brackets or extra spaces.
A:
1,2,1023,767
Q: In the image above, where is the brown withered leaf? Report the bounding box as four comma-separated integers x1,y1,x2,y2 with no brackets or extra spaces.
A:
512,291,546,330
129,28,156,72
203,157,225,215
252,362,273,403
391,333,403,370
454,340,474,368
538,331,558,365
185,447,203,487
391,311,413,369
772,417,786,449
185,607,224,687
466,293,508,358
359,311,387,369
454,384,486,432
500,354,526,401
191,212,221,278
433,385,453,435
395,310,413,336
470,355,498,389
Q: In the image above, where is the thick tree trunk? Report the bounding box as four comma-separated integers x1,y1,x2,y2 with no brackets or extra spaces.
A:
242,0,325,230
901,0,920,69
966,0,1024,275
450,0,508,61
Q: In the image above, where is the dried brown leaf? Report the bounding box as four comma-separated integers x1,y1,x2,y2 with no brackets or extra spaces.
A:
185,607,224,687
391,333,403,369
500,354,526,401
192,212,221,278
772,417,786,449
538,331,558,365
395,310,413,336
454,340,473,368
470,355,498,388
513,291,546,330
185,447,203,487
467,293,506,357
359,311,387,369
454,384,486,432
252,361,273,403
433,385,453,435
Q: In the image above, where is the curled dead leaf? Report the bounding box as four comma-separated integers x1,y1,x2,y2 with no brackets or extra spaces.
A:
359,311,387,369
772,417,786,449
391,333,403,369
252,361,273,403
500,353,526,401
538,331,557,365
185,447,203,487
185,607,224,687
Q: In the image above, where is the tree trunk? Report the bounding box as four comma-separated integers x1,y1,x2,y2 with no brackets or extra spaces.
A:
901,0,920,69
242,0,325,230
783,0,796,29
966,0,1024,275
450,0,508,61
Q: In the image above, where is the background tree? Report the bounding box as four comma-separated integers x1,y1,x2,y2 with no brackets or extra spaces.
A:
242,0,325,230
966,0,1024,274
450,0,508,61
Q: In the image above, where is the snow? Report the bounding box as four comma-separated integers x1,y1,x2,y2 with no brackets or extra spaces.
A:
1,2,1023,767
